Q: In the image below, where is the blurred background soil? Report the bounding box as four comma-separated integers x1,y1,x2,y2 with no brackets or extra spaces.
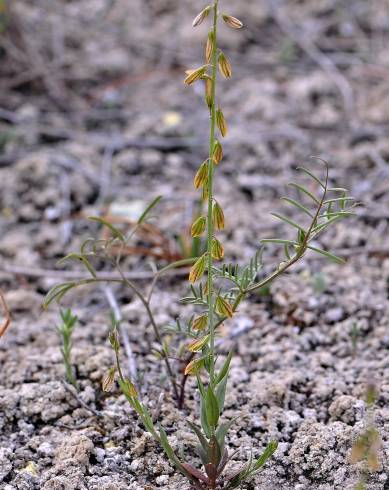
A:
0,0,388,488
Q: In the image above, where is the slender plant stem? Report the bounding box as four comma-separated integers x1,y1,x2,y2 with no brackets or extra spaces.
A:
207,0,219,387
116,263,180,401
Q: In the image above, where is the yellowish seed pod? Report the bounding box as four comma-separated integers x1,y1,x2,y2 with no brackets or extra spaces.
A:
215,295,233,318
191,216,206,237
187,334,210,352
205,31,214,63
213,140,223,164
185,357,204,375
127,380,138,398
192,6,211,27
109,329,120,352
216,109,228,137
205,78,213,108
222,14,243,29
194,160,208,189
121,378,138,398
102,367,116,392
212,201,225,230
192,314,208,331
189,254,206,283
218,52,232,78
184,65,208,85
211,237,224,260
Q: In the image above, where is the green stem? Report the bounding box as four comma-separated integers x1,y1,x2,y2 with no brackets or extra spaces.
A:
207,0,219,386
115,263,180,401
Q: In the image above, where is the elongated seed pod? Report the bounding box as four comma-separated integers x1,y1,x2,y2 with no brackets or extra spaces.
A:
205,31,214,63
192,6,211,27
184,65,208,85
191,216,206,237
216,109,228,137
218,52,232,78
212,201,225,230
215,295,233,318
211,237,224,260
213,140,223,164
189,254,206,283
222,14,243,29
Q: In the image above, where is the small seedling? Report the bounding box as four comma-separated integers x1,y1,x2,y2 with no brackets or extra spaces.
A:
56,308,78,389
350,383,382,489
349,321,361,359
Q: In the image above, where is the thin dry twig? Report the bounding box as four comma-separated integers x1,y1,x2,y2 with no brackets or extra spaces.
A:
0,261,191,282
102,285,138,384
0,289,11,337
62,381,103,418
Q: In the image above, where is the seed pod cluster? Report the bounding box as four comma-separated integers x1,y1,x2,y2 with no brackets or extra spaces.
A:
184,2,242,381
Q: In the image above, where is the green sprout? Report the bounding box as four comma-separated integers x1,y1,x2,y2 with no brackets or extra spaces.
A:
56,308,78,389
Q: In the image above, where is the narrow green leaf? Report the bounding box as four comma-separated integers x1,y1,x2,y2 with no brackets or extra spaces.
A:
323,197,354,205
261,238,299,246
200,397,211,438
307,245,345,264
311,215,343,234
43,282,77,308
216,372,229,411
270,213,306,233
215,351,233,384
158,257,197,276
137,195,162,224
297,166,325,189
284,243,291,260
288,182,320,205
159,425,176,462
281,197,314,218
251,440,278,472
205,385,220,428
79,255,97,278
216,418,237,453
80,237,95,254
89,216,125,242
188,421,209,457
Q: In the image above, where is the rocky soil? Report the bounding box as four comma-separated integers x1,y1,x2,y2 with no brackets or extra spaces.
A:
0,0,388,488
